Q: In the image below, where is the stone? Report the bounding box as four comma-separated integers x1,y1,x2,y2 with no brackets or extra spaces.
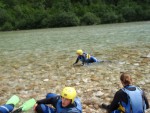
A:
93,91,104,97
43,79,49,82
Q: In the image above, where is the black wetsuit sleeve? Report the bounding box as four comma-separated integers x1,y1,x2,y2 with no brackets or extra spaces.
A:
36,96,60,108
74,56,85,65
107,91,120,112
143,92,149,109
74,57,79,64
107,89,128,112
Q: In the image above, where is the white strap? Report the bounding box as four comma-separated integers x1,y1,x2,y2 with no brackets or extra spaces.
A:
0,105,10,112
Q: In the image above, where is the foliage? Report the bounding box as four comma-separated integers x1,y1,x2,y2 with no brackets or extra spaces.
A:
49,12,79,27
80,12,100,25
1,22,13,31
101,11,119,23
0,0,149,31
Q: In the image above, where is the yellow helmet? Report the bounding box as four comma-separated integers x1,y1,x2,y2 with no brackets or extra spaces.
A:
76,49,83,55
61,87,77,103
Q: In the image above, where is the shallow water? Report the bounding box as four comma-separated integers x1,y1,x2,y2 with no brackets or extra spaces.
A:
0,21,150,113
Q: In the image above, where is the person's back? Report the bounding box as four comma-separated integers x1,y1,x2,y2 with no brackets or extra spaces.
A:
121,85,146,113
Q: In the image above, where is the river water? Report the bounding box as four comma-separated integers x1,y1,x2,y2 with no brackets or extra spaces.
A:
0,21,150,113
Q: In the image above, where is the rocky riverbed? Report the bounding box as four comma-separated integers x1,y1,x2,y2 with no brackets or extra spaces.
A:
0,46,149,113
0,22,150,113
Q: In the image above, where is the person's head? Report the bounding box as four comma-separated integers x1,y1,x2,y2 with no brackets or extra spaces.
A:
61,87,77,107
76,50,83,55
120,72,132,86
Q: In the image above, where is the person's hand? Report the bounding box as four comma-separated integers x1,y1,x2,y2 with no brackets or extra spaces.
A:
100,103,108,109
81,63,84,66
33,103,38,111
73,63,76,66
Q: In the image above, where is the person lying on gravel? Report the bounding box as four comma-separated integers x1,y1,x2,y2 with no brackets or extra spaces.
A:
73,49,101,66
100,72,149,113
34,87,82,113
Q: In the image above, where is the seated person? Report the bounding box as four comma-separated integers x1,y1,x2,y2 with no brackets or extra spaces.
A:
101,72,149,113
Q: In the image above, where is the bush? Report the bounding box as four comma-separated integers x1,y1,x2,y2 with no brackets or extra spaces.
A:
101,11,119,23
1,22,13,31
49,12,79,27
52,0,72,12
0,9,8,26
14,5,47,29
80,12,100,25
89,3,108,17
41,14,53,27
143,9,150,20
15,19,26,29
73,3,88,17
121,6,137,21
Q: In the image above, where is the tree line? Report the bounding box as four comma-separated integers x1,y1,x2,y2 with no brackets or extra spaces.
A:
0,0,150,31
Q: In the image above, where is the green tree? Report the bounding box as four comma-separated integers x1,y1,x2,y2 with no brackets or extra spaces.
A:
101,11,119,23
0,0,150,31
49,12,79,27
80,12,100,25
1,22,13,31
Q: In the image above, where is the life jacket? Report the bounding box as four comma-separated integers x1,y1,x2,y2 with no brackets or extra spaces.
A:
84,53,91,59
121,85,146,113
56,97,82,113
78,53,91,61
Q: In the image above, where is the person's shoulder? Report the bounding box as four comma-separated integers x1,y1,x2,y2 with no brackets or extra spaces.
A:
67,107,82,113
55,95,61,99
117,89,124,93
74,97,82,105
51,95,61,102
115,89,126,96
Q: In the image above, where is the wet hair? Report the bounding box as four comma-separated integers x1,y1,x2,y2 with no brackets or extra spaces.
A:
120,72,132,85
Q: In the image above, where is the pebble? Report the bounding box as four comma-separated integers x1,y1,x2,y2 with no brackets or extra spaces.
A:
43,79,49,81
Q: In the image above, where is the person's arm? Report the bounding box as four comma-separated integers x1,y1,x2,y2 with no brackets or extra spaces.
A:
73,57,79,65
36,96,60,108
101,89,127,113
101,91,120,112
107,91,121,112
143,92,149,109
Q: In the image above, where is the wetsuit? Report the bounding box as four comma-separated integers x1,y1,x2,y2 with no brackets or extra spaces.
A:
105,85,149,113
35,93,82,113
74,53,98,65
0,104,14,113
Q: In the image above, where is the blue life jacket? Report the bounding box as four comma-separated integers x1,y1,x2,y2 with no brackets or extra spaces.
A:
56,97,82,113
121,85,146,113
